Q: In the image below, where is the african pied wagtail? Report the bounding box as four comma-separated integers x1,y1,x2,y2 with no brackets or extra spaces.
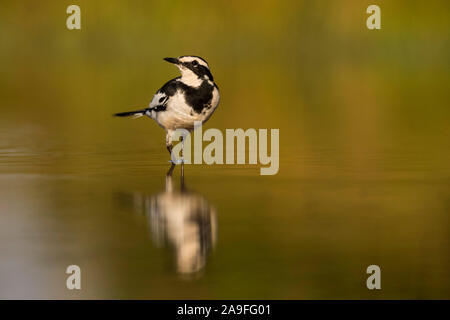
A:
114,56,220,157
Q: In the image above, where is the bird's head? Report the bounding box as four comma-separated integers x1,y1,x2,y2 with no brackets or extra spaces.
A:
164,56,214,83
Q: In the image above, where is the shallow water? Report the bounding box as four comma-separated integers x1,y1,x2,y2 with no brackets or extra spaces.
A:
0,126,448,299
0,1,449,299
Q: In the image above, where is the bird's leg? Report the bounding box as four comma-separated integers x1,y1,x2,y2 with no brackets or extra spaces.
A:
180,162,185,191
166,162,175,177
166,144,173,155
180,134,184,187
180,136,184,164
165,166,175,194
166,131,174,161
166,130,186,165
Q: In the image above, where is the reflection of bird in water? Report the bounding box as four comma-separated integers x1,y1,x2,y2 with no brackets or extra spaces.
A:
129,166,217,275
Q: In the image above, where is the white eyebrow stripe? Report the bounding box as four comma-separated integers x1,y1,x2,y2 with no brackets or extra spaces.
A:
179,56,209,68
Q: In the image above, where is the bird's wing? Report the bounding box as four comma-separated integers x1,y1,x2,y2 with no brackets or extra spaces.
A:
149,91,169,111
148,77,180,111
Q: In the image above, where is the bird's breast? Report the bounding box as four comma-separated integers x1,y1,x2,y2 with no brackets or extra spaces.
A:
154,81,219,131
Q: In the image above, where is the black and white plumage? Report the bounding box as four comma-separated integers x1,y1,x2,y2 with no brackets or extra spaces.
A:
114,56,220,155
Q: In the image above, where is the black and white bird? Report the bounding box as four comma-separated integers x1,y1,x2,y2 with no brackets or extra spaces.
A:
114,56,220,157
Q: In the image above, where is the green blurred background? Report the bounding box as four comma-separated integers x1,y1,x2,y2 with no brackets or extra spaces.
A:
0,0,449,298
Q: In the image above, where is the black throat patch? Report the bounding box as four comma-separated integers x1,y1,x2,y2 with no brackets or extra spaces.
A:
179,80,214,114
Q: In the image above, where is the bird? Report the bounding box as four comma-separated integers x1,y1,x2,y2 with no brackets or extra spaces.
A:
114,56,220,160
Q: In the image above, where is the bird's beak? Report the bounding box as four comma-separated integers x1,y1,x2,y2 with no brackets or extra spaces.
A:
164,57,179,65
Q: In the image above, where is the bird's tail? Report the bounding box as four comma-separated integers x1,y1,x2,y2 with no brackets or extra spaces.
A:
113,109,147,119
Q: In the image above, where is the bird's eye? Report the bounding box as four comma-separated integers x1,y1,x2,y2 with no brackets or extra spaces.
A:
192,60,198,66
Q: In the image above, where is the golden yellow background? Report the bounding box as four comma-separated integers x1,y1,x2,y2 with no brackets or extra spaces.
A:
0,0,449,298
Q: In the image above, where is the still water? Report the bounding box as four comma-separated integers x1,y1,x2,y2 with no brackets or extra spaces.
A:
0,1,449,299
0,127,448,299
